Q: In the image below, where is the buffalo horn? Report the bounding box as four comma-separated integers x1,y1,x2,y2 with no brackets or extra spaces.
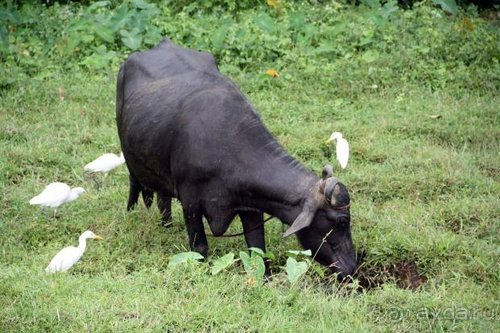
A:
324,177,339,206
322,164,334,180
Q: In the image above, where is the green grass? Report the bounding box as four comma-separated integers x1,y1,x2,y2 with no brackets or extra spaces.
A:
1,2,499,332
1,70,498,332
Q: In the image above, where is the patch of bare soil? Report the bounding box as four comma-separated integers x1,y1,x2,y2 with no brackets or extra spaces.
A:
356,260,427,291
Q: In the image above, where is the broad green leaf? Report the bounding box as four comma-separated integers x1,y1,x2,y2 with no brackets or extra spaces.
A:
248,247,275,260
263,251,275,260
239,251,251,272
289,11,305,30
143,30,163,47
168,251,204,268
312,42,336,55
254,13,274,33
121,30,142,50
239,250,265,282
250,255,265,281
211,24,229,51
287,249,312,257
249,247,264,256
131,0,154,9
359,37,373,47
286,257,309,284
361,0,380,9
0,26,8,51
87,1,111,12
81,34,95,43
66,34,81,51
211,253,236,275
81,53,111,70
109,5,131,32
381,0,399,16
361,50,379,63
296,24,317,47
370,14,385,27
94,27,114,43
432,0,458,15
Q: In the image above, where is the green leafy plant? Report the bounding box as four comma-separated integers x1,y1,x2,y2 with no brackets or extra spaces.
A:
285,257,309,284
433,0,459,15
63,0,163,68
239,247,270,284
211,252,237,275
285,249,312,284
168,251,204,268
0,4,20,53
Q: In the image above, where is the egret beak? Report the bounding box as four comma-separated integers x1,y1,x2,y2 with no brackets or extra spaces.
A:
325,138,333,144
93,235,104,240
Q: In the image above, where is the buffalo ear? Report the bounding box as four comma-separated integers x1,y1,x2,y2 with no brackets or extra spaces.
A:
282,211,314,238
283,197,317,238
322,165,333,180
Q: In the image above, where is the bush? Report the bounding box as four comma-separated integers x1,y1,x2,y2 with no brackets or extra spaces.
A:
0,0,498,95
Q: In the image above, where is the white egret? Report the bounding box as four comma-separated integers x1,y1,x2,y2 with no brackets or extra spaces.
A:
326,132,349,169
45,230,104,273
84,152,125,189
84,152,125,174
29,182,85,215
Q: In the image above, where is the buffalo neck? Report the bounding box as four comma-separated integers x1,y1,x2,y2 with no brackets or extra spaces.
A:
234,126,318,226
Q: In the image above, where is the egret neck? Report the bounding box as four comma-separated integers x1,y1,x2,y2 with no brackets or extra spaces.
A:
68,188,85,203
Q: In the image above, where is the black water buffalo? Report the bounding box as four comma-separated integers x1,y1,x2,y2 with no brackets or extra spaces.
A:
116,38,356,279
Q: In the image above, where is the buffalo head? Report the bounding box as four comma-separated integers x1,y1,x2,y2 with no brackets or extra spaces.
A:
283,165,356,280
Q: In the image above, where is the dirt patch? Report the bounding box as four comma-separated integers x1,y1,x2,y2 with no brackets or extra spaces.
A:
392,261,428,290
479,163,499,179
356,260,427,291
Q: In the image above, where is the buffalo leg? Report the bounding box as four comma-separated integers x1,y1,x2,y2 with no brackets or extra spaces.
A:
142,189,154,208
127,174,142,211
157,194,172,226
127,174,154,210
182,202,208,257
239,211,270,276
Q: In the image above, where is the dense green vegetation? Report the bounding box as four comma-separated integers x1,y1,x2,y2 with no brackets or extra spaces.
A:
1,0,498,331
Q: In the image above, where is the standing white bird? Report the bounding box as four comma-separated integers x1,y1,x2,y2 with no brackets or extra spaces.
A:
29,182,86,215
45,230,104,273
326,132,350,169
84,152,125,174
84,152,125,189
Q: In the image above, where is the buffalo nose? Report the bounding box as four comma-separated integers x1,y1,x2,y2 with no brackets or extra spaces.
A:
336,263,357,282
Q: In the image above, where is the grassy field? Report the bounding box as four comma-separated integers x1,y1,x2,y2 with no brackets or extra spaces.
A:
1,1,499,332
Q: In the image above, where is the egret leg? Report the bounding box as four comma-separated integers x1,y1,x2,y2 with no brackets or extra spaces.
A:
98,173,110,190
39,206,49,218
86,172,101,191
